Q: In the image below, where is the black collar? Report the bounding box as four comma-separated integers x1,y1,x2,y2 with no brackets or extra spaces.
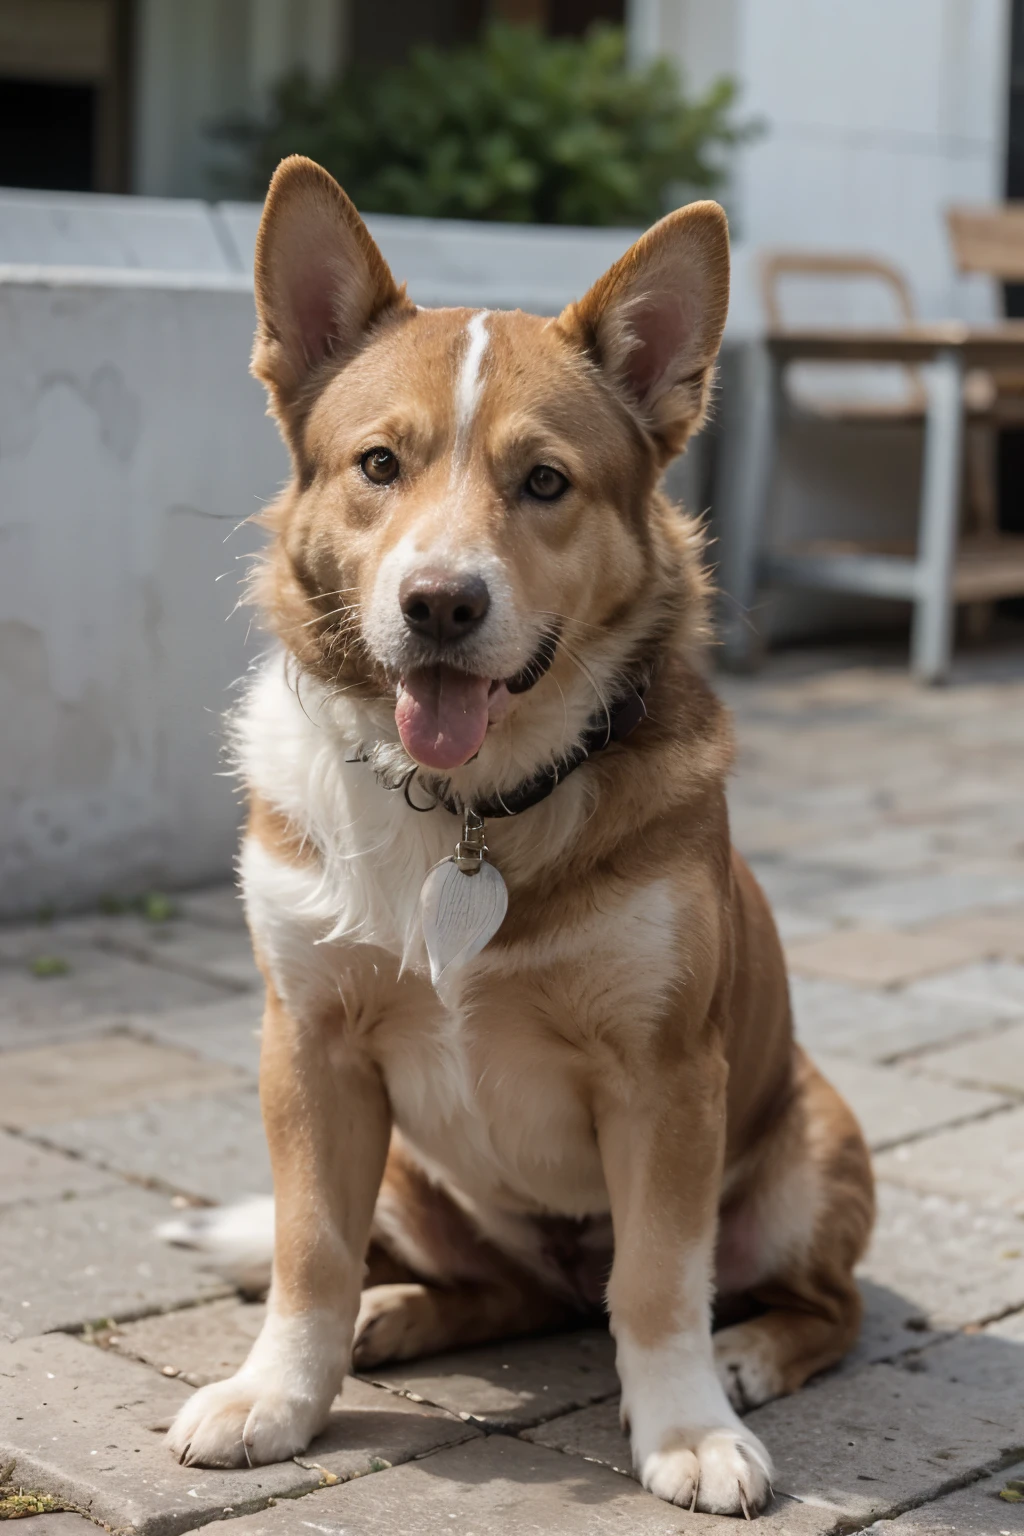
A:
434,680,649,819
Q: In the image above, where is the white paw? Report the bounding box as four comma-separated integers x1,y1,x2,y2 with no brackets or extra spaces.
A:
166,1371,330,1468
714,1323,783,1413
637,1424,772,1516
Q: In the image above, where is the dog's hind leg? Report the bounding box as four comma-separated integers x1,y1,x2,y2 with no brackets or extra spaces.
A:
713,1048,875,1412
356,1135,582,1367
353,1275,579,1368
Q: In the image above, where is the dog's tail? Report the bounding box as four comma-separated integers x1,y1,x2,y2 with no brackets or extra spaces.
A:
157,1195,274,1295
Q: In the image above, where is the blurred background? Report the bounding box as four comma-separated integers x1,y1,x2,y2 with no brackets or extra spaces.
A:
1,0,1023,913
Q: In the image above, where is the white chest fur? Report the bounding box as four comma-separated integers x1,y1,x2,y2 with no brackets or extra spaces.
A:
236,654,679,1216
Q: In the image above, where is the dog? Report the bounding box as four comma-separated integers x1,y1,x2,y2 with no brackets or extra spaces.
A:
163,155,874,1516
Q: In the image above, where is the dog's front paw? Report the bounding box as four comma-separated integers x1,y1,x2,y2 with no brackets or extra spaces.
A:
166,1372,329,1468
636,1424,772,1517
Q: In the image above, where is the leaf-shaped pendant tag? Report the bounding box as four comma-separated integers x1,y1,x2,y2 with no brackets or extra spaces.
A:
420,856,508,990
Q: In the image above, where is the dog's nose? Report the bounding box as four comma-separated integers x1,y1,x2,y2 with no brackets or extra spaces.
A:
399,571,491,643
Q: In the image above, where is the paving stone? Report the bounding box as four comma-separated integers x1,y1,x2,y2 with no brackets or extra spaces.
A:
791,976,991,1062
899,1330,1024,1428
786,926,989,988
0,1127,116,1206
0,1331,474,1536
747,1362,1023,1522
129,993,263,1076
908,960,1024,1020
42,1086,270,1203
874,1107,1024,1213
839,1279,943,1370
22,908,258,991
858,1183,1024,1328
915,1017,1024,1095
0,940,229,1051
177,884,247,931
879,1458,1024,1533
797,826,948,876
729,809,829,859
925,907,1024,963
198,1433,784,1536
527,1363,1018,1528
0,1033,248,1129
771,909,835,943
0,1185,230,1340
744,857,870,914
815,1053,1005,1151
0,1520,100,1536
108,1297,266,1386
822,869,1024,927
99,921,261,993
987,1306,1024,1342
363,1326,619,1430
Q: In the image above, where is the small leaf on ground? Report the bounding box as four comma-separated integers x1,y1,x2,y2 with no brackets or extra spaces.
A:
28,955,70,978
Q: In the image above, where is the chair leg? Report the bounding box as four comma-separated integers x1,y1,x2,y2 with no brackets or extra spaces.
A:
715,343,780,669
964,418,997,642
910,349,965,683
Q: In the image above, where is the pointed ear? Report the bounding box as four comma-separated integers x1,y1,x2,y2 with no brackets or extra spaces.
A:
252,156,411,412
558,201,730,459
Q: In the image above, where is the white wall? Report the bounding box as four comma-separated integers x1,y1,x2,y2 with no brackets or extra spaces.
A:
132,0,347,199
0,270,285,916
637,0,1011,323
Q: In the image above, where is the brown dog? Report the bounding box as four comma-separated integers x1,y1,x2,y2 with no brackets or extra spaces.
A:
164,156,874,1515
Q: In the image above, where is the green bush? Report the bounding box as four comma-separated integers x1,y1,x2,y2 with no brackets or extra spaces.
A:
215,24,753,227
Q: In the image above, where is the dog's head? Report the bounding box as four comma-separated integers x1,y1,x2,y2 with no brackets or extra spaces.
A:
250,157,729,798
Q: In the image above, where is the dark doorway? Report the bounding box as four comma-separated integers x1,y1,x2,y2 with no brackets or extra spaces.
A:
0,78,96,191
0,0,132,193
549,0,624,34
352,0,486,64
352,0,625,63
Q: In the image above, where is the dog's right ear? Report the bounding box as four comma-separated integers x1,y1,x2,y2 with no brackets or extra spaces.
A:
252,156,410,417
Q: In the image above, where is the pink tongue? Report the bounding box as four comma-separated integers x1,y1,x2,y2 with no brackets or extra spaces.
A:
396,665,491,771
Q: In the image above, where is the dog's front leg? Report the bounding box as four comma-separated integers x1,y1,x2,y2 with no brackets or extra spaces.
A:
167,984,390,1468
597,1051,773,1517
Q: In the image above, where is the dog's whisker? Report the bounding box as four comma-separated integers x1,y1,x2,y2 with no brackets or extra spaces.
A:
559,638,612,738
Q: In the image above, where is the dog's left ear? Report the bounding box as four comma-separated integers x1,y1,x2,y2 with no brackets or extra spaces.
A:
558,201,729,459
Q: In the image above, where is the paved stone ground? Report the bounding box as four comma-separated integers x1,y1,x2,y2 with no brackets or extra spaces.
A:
3,647,1024,1535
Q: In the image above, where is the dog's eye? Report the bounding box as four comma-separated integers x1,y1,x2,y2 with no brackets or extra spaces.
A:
361,448,399,485
525,464,569,501
525,465,569,501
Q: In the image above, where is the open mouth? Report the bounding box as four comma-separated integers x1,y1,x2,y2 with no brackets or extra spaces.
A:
395,629,560,772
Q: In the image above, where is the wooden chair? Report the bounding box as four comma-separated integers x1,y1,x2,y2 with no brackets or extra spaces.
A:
760,251,929,419
946,205,1024,443
760,249,995,438
749,249,996,642
946,207,1024,628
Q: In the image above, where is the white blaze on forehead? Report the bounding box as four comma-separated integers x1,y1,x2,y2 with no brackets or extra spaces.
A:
453,310,490,458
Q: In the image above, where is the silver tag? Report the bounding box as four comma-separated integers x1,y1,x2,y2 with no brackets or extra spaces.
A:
419,809,508,989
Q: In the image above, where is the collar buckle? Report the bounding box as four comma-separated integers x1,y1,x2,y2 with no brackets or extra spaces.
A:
454,808,487,873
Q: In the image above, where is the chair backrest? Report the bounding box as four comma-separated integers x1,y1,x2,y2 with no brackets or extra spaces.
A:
946,205,1024,283
760,251,917,330
759,251,924,414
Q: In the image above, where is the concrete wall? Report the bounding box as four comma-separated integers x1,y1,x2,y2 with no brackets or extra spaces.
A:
0,270,284,917
637,0,1010,324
